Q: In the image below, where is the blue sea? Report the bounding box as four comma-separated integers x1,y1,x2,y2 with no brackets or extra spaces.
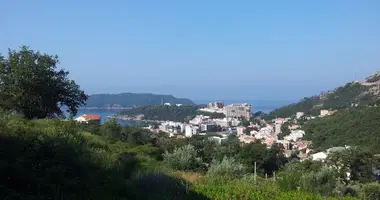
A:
72,109,150,126
74,100,294,125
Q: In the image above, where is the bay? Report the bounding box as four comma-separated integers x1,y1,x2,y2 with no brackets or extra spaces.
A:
72,100,293,125
72,109,150,126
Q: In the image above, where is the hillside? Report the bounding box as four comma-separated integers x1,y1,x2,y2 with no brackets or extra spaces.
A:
267,72,380,118
302,106,380,152
119,104,202,122
85,93,195,108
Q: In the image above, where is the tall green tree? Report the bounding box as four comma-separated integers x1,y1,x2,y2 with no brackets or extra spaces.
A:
0,46,87,119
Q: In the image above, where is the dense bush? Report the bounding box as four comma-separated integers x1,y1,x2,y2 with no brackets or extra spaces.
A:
0,118,132,199
163,144,203,171
207,157,245,177
361,182,380,200
300,167,337,196
193,176,355,200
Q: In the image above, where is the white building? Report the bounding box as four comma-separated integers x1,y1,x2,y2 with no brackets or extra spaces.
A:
185,125,193,137
159,123,170,132
213,118,231,127
311,152,328,161
223,104,252,119
189,115,210,125
185,125,199,137
208,136,223,144
74,114,101,124
208,102,224,109
284,130,305,142
236,126,245,136
230,118,241,127
320,109,329,117
275,123,282,135
296,112,305,119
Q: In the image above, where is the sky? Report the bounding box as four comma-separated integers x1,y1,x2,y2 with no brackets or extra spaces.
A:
1,0,380,101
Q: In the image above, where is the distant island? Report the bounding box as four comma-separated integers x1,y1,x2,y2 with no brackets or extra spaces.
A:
115,104,226,122
83,93,195,109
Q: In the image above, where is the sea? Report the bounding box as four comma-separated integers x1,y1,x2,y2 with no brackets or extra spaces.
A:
74,100,295,125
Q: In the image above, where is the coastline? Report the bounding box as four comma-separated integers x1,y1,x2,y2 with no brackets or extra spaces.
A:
80,107,132,110
107,115,165,123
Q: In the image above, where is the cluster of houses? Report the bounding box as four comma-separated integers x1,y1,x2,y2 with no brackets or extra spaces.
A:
74,102,343,162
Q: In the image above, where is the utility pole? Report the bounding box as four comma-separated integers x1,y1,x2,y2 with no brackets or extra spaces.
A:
254,162,257,184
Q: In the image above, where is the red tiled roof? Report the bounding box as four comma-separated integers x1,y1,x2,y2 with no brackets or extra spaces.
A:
83,114,101,120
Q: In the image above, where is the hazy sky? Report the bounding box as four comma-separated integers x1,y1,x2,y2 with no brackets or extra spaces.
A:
1,0,379,101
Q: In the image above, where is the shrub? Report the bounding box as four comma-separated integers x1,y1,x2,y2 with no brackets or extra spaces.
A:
277,171,302,191
361,182,380,200
163,144,203,171
300,167,337,196
207,157,245,177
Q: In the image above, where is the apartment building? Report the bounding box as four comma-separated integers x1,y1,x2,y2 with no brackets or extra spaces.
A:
223,103,252,119
208,101,224,109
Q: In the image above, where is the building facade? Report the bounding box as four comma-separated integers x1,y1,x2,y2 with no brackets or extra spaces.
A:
223,103,252,119
208,102,224,109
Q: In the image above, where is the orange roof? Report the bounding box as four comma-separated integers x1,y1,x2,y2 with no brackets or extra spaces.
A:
83,114,101,120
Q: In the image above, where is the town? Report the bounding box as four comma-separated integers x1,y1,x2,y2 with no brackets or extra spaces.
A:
74,101,345,163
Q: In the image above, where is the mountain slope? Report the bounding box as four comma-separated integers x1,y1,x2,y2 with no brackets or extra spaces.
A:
119,104,201,122
267,72,380,118
85,93,195,108
302,106,380,152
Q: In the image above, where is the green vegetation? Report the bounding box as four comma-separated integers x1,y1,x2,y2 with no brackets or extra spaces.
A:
303,106,380,152
0,113,364,199
86,93,195,107
197,111,226,119
2,46,380,199
119,104,201,122
119,104,225,122
266,81,380,119
0,46,87,119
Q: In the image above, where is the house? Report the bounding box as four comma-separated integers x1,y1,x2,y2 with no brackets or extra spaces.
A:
320,110,329,117
284,130,305,142
74,114,101,125
296,112,305,119
311,152,328,161
236,126,246,136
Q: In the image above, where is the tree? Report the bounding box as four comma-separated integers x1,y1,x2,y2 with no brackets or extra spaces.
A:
163,144,203,171
121,126,152,145
100,119,122,139
207,157,245,177
239,120,250,127
243,127,253,135
262,143,287,176
0,46,87,119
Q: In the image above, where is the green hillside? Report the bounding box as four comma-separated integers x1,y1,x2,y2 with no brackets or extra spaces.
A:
85,93,195,108
303,106,380,152
118,104,226,122
267,72,380,118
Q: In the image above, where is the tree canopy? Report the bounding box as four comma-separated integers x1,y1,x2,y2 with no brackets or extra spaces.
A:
303,106,380,152
0,46,87,119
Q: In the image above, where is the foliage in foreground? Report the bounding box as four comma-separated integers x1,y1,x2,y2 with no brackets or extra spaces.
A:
0,46,87,119
193,176,356,200
0,113,377,199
